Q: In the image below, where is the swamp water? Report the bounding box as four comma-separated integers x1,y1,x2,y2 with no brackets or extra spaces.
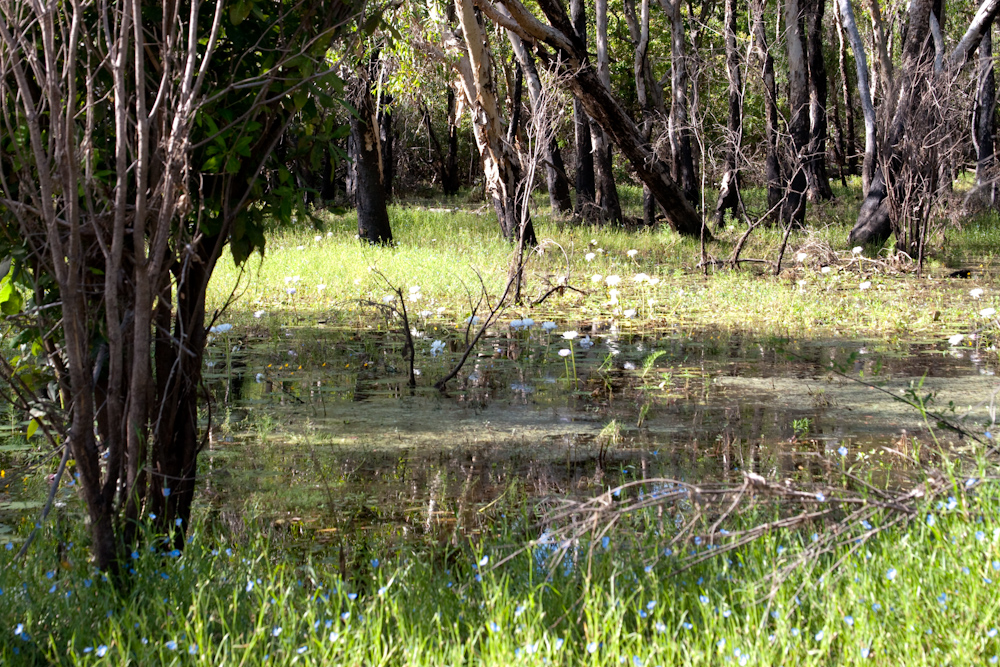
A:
193,320,996,543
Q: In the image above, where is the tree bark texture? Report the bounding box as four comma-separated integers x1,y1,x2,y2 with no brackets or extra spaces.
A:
751,0,783,222
975,20,997,200
591,0,624,225
784,0,810,226
804,0,835,201
715,0,745,227
838,0,877,195
662,0,700,206
379,93,395,201
571,0,596,211
455,0,536,245
508,32,574,214
351,76,393,245
834,1,860,177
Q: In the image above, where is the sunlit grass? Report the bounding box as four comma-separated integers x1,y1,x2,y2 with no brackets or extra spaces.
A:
3,473,999,665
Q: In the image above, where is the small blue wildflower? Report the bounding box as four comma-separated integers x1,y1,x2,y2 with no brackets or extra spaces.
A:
371,559,379,568
699,595,709,604
165,640,177,651
654,622,666,633
717,638,725,649
168,549,180,558
790,628,799,637
341,612,350,621
272,627,282,637
174,518,182,527
329,632,339,642
861,520,872,530
872,602,882,612
682,622,693,630
647,601,656,610
927,514,935,526
189,644,198,655
131,551,139,560
816,493,826,502
991,656,999,665
478,555,489,567
555,638,565,650
838,446,848,456
815,630,824,641
162,488,171,497
860,647,870,658
347,593,357,601
602,536,611,549
977,531,986,541
246,581,254,593
886,568,897,581
644,565,653,573
989,628,998,638
587,642,599,654
296,646,307,655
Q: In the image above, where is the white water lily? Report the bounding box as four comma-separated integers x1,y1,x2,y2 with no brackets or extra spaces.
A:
648,277,660,286
627,249,639,258
585,252,596,262
623,308,637,318
466,315,481,325
608,289,619,305
605,275,621,287
948,333,965,346
982,307,997,318
541,321,557,331
796,252,808,262
852,246,863,255
430,340,445,357
314,235,323,242
633,273,650,283
578,336,594,349
419,310,433,318
558,348,572,357
562,331,579,340
591,274,604,283
254,310,266,318
209,323,232,334
382,294,395,303
317,284,327,292
859,281,871,290
971,288,985,299
821,266,831,274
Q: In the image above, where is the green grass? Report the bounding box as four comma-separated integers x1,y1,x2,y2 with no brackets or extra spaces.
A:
3,473,1000,665
208,185,997,348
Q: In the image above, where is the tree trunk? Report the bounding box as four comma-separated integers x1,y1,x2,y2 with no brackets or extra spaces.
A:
804,0,835,201
834,1,860,177
975,19,997,203
663,0,700,206
591,0,624,225
784,0,810,226
351,77,393,245
867,0,895,102
751,0,783,222
378,93,395,201
508,32,574,214
445,88,461,195
571,0,596,213
455,0,536,245
838,0,877,195
715,0,745,227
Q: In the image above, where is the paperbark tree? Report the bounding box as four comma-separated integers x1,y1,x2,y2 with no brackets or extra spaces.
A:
838,0,877,195
571,0,596,212
662,0,700,206
0,0,358,572
591,0,624,225
751,0,783,222
834,0,860,178
784,0,810,226
974,20,997,204
714,0,745,226
804,0,835,201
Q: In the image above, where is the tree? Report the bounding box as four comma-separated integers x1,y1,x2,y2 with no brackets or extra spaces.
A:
590,0,624,225
571,0,596,214
0,0,359,572
351,67,394,244
751,0,783,222
714,0,746,227
974,19,997,205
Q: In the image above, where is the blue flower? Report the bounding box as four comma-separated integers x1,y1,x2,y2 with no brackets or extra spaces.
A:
927,514,936,526
861,520,872,530
371,559,379,568
189,644,199,655
990,628,998,638
790,628,799,637
587,642,599,654
246,581,254,593
815,630,824,641
162,488,171,497
602,536,611,549
860,647,870,658
990,656,998,665
272,627,282,637
872,602,882,612
699,595,709,604
886,568,897,581
654,622,666,633
977,531,987,541
838,446,848,456
341,612,350,621
647,601,656,610
478,555,489,567
816,493,826,502
554,638,565,650
717,638,726,649
296,646,307,655
168,549,180,558
166,640,177,651
347,593,357,601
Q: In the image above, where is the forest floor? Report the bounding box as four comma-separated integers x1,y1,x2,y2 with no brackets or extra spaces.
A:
3,181,1000,665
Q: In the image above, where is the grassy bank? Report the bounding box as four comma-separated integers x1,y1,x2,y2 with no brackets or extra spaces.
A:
2,471,999,665
207,184,998,349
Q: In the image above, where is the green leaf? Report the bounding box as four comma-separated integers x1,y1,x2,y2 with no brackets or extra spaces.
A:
0,257,11,281
230,0,251,25
26,418,38,439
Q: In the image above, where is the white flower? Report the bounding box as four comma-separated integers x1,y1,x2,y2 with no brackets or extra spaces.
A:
971,288,985,299
605,275,621,287
558,348,572,357
327,231,334,237
578,336,594,349
317,284,327,292
608,289,619,305
648,277,660,286
948,334,965,346
585,252,596,262
382,295,395,303
419,310,433,318
623,309,637,318
254,310,266,318
561,331,578,340
797,279,807,287
288,350,297,357
591,274,604,283
590,239,598,246
314,235,323,242
430,340,446,357
297,245,305,251
859,281,871,290
466,315,481,325
982,307,997,318
627,249,639,258
409,286,422,294
633,273,650,283
436,306,447,314
206,361,215,368
821,266,831,274
209,323,232,334
541,321,557,331
852,247,863,255
796,252,808,262
255,373,265,383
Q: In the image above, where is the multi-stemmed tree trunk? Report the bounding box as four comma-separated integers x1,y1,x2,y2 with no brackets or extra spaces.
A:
838,0,877,196
479,0,703,236
975,20,997,205
715,0,745,227
454,0,536,245
508,31,574,215
662,0,700,206
848,0,1000,249
751,0,783,222
804,0,835,201
834,1,860,179
784,0,810,226
591,0,624,225
351,75,393,245
571,0,596,214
